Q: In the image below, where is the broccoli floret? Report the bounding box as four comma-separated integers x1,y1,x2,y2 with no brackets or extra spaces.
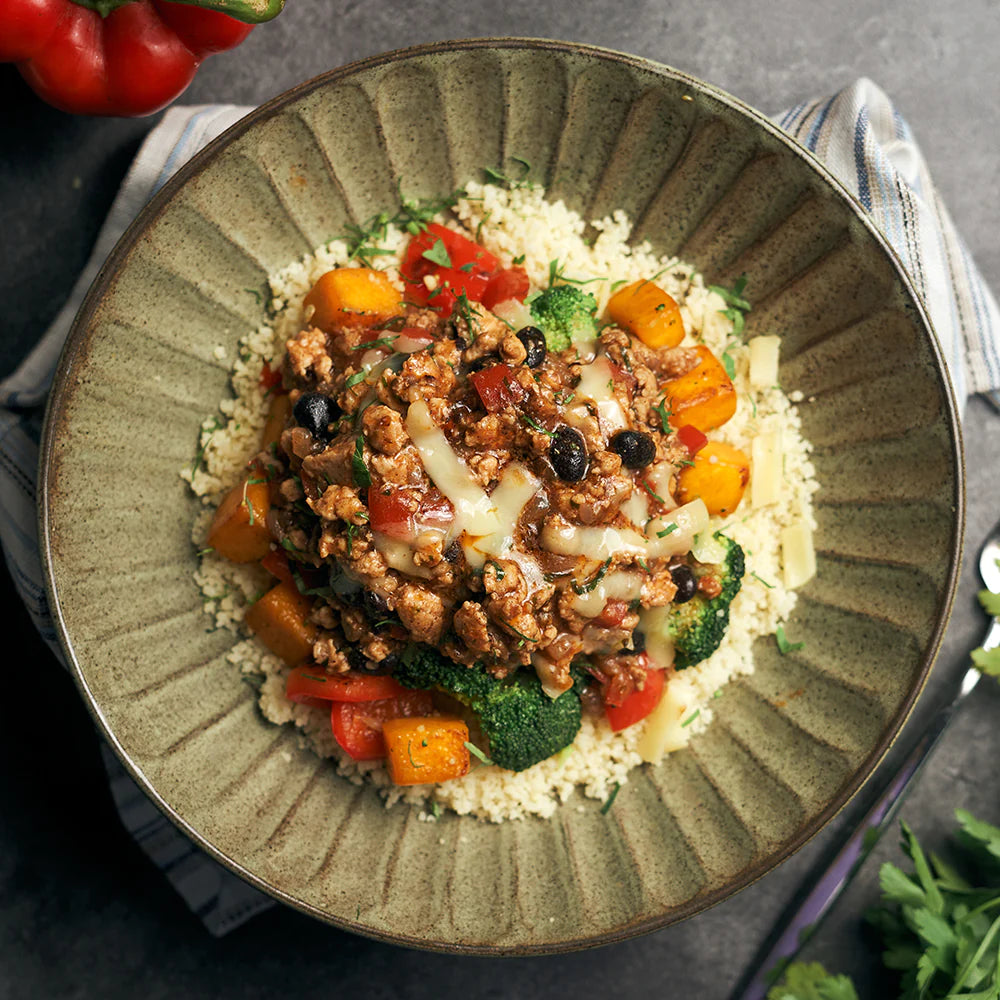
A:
528,285,598,351
394,646,582,772
668,533,745,670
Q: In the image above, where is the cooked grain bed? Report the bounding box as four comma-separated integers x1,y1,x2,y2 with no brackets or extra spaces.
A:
182,182,818,822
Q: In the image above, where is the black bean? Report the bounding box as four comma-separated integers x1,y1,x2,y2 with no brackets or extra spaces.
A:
670,564,698,604
293,392,340,441
609,429,656,469
629,630,646,654
346,647,369,672
516,326,546,367
362,589,391,621
444,540,463,563
549,427,588,482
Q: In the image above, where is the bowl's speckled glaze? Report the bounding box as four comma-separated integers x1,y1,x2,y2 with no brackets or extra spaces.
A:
39,39,963,954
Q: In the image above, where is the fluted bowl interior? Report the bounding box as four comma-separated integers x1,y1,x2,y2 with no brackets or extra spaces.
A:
40,39,962,953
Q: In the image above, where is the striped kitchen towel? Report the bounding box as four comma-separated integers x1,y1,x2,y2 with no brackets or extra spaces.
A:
0,79,997,936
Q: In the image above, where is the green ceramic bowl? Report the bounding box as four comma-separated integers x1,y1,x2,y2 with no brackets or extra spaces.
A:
40,39,964,953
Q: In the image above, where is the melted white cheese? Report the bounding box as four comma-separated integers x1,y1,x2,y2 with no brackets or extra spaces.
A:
405,399,500,536
570,570,644,617
643,498,709,559
570,355,628,433
541,521,648,560
372,531,434,579
463,464,540,569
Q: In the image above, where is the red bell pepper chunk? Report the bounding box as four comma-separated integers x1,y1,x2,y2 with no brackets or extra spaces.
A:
1,0,274,118
286,667,407,705
400,223,499,317
331,691,436,761
469,363,527,413
481,266,530,310
677,423,709,455
368,485,455,541
260,548,293,583
594,598,631,628
604,656,665,732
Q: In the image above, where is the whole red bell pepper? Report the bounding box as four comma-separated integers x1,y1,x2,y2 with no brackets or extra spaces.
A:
0,0,283,117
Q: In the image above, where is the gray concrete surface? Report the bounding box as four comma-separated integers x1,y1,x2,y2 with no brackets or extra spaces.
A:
1,2,998,997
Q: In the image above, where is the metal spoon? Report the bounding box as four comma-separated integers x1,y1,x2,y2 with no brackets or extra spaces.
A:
732,528,1000,1000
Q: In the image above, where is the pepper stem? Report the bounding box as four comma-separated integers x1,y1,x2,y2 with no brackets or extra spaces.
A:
72,0,284,23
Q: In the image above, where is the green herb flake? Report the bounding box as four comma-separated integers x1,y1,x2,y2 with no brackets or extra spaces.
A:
751,571,776,590
196,546,214,557
775,624,805,654
430,801,442,820
345,370,369,389
638,478,667,505
521,414,555,437
465,742,495,766
421,237,453,269
656,523,679,538
352,435,372,488
652,398,673,434
637,558,652,574
406,741,425,769
300,673,328,683
681,709,700,728
600,782,620,815
571,557,612,595
353,336,399,351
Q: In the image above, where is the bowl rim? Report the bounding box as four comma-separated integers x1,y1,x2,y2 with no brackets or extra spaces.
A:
38,36,966,954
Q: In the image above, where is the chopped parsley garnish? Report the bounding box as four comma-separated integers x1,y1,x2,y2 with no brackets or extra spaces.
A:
482,157,533,189
465,742,495,766
652,398,673,434
521,414,555,436
775,624,805,654
244,287,262,304
345,370,369,389
656,523,679,538
600,782,620,815
486,561,505,580
637,558,652,574
681,709,700,728
406,741,425,769
572,557,613,595
351,435,372,488
421,237,452,269
196,546,214,557
638,479,667,505
190,416,225,476
709,275,751,338
300,673,328,683
751,571,776,589
352,336,398,351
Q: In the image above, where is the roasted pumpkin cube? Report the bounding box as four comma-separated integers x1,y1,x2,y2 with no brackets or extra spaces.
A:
207,478,271,563
676,440,750,517
244,579,317,667
382,716,471,786
663,344,737,432
606,279,684,349
259,392,292,452
304,267,403,332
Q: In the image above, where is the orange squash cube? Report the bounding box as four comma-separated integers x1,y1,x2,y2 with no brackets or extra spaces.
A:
663,344,737,432
382,716,471,786
244,579,318,667
259,392,292,452
304,267,404,332
676,440,750,516
207,478,271,563
606,279,685,349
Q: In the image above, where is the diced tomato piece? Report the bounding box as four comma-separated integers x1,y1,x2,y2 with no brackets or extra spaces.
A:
677,423,709,455
594,598,630,628
481,266,530,310
286,667,408,705
331,691,436,761
258,361,283,394
604,656,665,732
400,223,499,317
368,484,455,541
469,363,527,413
260,548,293,583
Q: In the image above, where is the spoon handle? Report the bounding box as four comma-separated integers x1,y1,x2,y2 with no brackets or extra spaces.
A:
730,657,988,1000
